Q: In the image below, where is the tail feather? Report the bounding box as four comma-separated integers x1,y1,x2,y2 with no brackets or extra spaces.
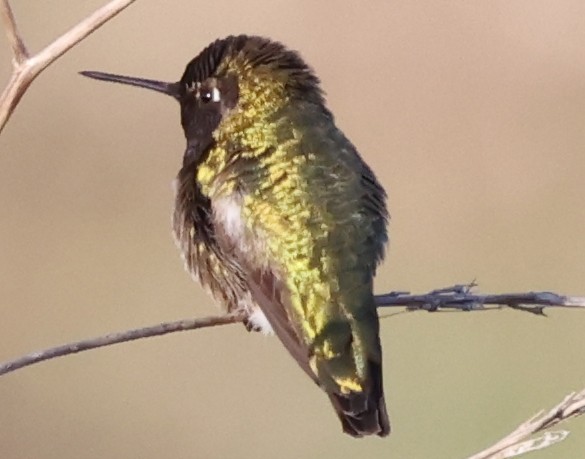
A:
328,361,390,437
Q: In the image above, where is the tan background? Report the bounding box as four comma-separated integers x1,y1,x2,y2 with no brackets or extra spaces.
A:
1,1,584,458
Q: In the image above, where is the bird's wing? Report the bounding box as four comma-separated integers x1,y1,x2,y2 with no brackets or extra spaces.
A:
210,192,319,385
247,268,320,385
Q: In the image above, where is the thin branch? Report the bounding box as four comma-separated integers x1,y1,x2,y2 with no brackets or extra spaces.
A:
1,284,584,378
0,312,245,377
1,0,28,63
376,284,585,315
467,389,585,459
0,0,137,133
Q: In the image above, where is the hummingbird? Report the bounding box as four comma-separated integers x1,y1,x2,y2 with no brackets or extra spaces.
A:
81,35,390,437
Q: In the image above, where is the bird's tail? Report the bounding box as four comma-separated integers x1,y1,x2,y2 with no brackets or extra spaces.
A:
327,360,390,437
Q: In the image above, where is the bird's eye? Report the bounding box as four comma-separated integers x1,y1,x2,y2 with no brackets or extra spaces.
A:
199,87,221,104
200,90,212,103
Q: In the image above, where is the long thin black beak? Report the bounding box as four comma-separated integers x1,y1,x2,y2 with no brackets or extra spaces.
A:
80,70,181,99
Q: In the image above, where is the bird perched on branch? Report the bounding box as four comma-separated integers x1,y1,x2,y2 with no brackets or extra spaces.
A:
82,35,390,437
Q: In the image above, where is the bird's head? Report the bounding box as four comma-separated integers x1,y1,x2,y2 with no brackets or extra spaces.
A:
82,35,325,164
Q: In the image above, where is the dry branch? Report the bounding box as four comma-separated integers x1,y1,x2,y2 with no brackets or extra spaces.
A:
0,312,245,377
376,284,585,315
1,0,28,63
0,0,137,133
1,284,583,378
467,389,585,459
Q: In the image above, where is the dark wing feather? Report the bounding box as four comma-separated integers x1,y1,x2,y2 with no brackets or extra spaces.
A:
247,268,319,385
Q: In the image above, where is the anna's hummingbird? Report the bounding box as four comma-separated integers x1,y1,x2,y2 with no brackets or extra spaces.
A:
82,35,390,437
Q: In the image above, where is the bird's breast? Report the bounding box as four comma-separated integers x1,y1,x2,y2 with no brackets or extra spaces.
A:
172,159,246,313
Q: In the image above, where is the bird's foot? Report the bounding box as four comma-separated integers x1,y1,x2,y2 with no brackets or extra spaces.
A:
243,317,263,333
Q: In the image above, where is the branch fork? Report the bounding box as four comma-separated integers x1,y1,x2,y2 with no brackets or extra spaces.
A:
0,0,137,133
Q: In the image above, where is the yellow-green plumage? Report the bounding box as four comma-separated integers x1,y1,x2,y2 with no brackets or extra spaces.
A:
81,35,389,437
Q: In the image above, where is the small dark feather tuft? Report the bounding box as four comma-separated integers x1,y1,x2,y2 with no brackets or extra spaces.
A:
180,37,233,86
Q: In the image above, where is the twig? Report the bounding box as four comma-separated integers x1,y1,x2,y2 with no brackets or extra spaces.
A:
0,0,28,63
1,284,583,378
376,284,585,315
467,389,585,459
0,312,245,377
0,0,137,133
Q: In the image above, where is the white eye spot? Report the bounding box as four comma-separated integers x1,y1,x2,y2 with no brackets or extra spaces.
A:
211,87,221,102
198,85,220,104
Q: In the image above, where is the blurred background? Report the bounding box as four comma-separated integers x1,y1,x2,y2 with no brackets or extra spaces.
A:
1,1,584,458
